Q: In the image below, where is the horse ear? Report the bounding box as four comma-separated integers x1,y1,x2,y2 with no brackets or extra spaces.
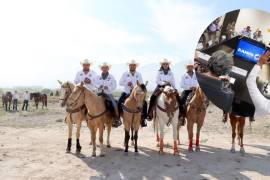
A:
145,81,148,86
57,80,62,85
136,80,140,86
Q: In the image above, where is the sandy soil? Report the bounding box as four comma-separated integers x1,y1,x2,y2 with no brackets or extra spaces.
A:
0,100,270,180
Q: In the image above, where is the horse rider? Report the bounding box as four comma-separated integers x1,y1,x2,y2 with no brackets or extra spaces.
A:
74,59,98,92
118,59,148,127
22,91,30,111
96,62,122,128
179,62,198,125
147,58,179,120
12,90,19,111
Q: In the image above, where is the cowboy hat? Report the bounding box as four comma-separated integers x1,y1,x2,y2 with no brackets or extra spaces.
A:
80,59,93,65
160,58,171,64
186,60,194,67
99,62,111,69
127,59,139,66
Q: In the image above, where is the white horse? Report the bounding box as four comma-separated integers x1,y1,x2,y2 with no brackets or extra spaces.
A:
154,85,180,155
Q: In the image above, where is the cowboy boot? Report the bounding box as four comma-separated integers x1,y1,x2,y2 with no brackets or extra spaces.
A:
112,102,122,128
249,116,255,122
178,106,186,126
222,112,228,123
141,116,147,127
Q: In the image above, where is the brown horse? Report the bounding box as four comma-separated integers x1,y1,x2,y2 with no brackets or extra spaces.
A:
2,92,12,111
84,85,113,157
59,81,87,153
229,114,245,155
122,81,147,154
30,93,47,109
186,87,209,152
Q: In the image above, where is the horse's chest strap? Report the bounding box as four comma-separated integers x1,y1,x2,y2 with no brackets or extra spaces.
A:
87,109,107,120
121,104,142,114
66,105,86,113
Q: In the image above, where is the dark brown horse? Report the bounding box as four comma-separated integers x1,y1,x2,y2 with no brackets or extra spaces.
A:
30,93,47,109
2,92,12,111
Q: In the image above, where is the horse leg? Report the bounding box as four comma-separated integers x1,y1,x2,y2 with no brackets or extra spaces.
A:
155,120,160,147
90,126,97,157
195,123,202,152
177,124,181,145
106,121,112,148
172,123,179,155
99,124,105,157
159,122,165,154
134,130,139,153
239,118,245,155
75,118,82,153
187,121,194,152
66,116,73,153
124,129,130,154
230,118,236,153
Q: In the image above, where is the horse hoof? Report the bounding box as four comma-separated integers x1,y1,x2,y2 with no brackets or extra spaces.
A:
156,143,160,147
188,147,193,152
107,144,111,148
240,148,245,156
66,150,71,153
159,150,164,155
173,151,179,156
177,142,181,146
100,154,105,157
92,153,96,157
230,148,236,153
195,147,200,152
89,142,93,146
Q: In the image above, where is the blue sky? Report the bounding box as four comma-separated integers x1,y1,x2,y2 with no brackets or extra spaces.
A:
0,0,270,89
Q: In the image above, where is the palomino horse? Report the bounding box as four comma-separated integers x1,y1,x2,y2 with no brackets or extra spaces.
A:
122,81,147,154
229,114,245,155
186,87,208,152
84,85,113,157
2,92,12,111
59,81,86,153
30,93,48,109
154,85,179,155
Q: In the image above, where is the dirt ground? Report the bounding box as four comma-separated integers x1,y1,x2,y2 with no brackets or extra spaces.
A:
0,99,270,180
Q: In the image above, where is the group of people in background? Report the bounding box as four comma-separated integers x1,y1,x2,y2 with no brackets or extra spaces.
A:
199,16,267,50
1,91,30,111
74,58,198,128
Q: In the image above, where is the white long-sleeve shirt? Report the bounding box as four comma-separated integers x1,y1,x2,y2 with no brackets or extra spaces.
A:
74,70,98,92
12,93,19,100
23,93,30,101
96,74,117,94
156,70,176,88
119,71,143,94
246,65,270,117
180,72,198,91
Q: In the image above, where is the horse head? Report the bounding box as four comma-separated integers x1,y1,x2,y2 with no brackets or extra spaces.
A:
131,80,147,109
59,81,75,107
162,86,178,109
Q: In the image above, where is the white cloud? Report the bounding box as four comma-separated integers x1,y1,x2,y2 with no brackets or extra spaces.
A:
0,0,149,87
147,0,215,59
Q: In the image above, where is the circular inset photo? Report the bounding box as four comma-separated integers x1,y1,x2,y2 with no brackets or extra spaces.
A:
194,9,270,118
